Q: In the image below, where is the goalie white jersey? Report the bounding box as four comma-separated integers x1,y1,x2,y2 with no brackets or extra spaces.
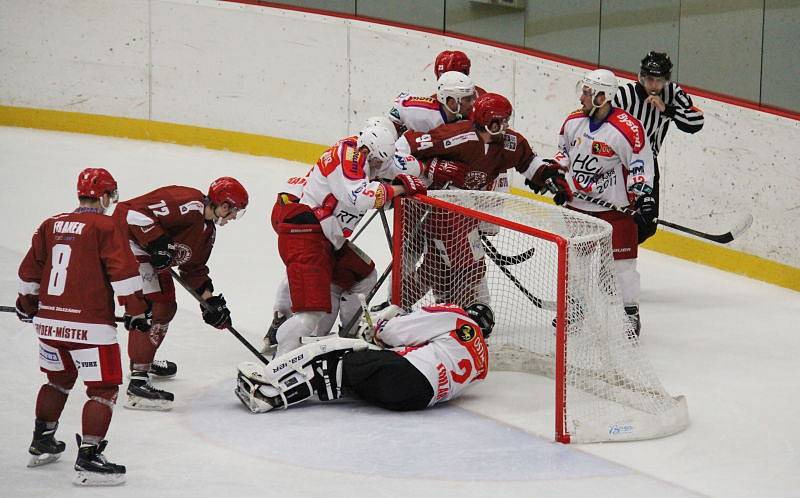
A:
375,304,489,406
557,107,655,212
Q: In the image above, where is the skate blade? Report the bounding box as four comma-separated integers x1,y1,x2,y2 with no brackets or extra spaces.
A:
148,371,177,379
73,470,126,486
27,452,62,468
124,395,173,411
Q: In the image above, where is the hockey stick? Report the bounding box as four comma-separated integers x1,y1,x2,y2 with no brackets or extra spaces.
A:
0,305,125,323
378,208,393,254
168,269,271,366
479,233,536,266
339,261,392,338
547,179,753,244
351,209,380,242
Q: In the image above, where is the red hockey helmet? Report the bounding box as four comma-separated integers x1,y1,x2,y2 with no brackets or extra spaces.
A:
472,93,513,134
208,177,249,210
77,167,118,200
434,50,471,79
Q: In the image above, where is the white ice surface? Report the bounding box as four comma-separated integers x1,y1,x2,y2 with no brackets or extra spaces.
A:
1,127,798,497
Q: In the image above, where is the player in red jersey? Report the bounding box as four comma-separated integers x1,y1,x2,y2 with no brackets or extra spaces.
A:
395,93,546,307
17,168,150,485
433,50,487,97
113,177,249,410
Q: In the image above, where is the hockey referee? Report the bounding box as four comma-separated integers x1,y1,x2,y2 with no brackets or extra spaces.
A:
613,51,704,243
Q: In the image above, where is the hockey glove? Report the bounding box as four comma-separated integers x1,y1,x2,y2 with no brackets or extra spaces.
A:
394,174,427,197
124,311,152,332
544,177,573,206
425,158,467,187
15,295,38,323
634,194,657,233
526,159,572,204
147,235,176,271
202,294,231,329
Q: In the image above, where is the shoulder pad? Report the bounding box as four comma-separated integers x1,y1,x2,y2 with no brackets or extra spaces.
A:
402,96,439,110
560,109,587,134
340,143,366,180
607,109,646,153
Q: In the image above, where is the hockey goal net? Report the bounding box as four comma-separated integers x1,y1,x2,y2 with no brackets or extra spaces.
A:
391,190,688,443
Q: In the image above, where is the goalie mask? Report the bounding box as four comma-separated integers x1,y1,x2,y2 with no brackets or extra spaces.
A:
464,302,495,338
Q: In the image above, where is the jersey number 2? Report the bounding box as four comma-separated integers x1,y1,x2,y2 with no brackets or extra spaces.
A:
47,244,72,296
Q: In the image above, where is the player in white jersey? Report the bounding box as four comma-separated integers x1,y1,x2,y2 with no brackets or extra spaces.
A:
266,125,427,357
389,71,476,135
528,69,656,336
262,119,426,353
237,303,493,413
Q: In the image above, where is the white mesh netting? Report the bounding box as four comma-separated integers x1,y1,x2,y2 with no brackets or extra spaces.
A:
394,191,688,443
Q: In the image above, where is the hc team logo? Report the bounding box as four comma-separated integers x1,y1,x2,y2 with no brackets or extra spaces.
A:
463,170,489,190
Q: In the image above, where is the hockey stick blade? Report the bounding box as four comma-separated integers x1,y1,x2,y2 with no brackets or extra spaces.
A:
656,212,752,244
480,234,536,266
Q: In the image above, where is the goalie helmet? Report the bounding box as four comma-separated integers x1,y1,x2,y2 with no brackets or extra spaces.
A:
77,167,118,201
364,116,399,142
464,302,494,339
578,68,618,105
640,51,672,80
208,176,249,210
357,125,396,172
434,50,471,79
436,71,476,110
472,93,513,135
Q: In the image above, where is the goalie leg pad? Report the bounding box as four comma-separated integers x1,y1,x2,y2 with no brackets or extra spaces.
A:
236,337,378,412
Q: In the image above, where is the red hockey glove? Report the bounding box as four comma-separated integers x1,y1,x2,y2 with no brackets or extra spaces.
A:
426,158,467,187
394,174,427,197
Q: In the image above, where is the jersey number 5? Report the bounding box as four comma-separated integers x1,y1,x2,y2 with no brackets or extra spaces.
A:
47,244,72,296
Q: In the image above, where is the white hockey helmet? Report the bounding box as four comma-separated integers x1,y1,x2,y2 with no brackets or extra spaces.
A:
364,116,399,142
577,68,618,105
436,71,476,115
357,125,396,174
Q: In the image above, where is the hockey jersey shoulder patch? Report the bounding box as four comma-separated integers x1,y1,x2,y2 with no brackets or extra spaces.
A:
340,144,367,181
607,109,646,153
402,96,439,110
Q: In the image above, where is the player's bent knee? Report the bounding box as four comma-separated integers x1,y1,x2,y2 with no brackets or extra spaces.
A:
86,385,119,408
46,370,78,390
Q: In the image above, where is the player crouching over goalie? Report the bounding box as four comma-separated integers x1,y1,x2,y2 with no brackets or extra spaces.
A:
265,124,427,358
237,303,493,413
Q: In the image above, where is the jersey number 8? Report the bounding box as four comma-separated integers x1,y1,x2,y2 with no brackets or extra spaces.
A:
47,244,72,296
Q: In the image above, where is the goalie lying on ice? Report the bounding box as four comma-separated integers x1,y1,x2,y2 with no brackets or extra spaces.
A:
236,303,494,413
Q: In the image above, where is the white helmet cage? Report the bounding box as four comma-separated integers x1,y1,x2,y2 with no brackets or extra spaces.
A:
364,116,399,142
436,71,476,115
577,68,619,106
357,125,397,175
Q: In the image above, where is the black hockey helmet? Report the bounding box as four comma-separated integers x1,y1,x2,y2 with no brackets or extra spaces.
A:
465,302,495,339
640,51,672,80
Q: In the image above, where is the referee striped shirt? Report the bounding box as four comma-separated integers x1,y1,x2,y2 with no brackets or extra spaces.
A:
613,81,704,157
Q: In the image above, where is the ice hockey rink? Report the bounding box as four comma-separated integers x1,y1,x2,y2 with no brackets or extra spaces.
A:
1,126,798,497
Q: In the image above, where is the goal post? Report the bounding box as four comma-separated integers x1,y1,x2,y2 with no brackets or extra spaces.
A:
391,190,689,443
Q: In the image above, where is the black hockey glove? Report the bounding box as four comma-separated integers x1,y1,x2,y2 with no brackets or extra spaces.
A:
124,310,152,332
634,194,657,233
15,295,38,323
202,294,231,329
147,235,176,271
